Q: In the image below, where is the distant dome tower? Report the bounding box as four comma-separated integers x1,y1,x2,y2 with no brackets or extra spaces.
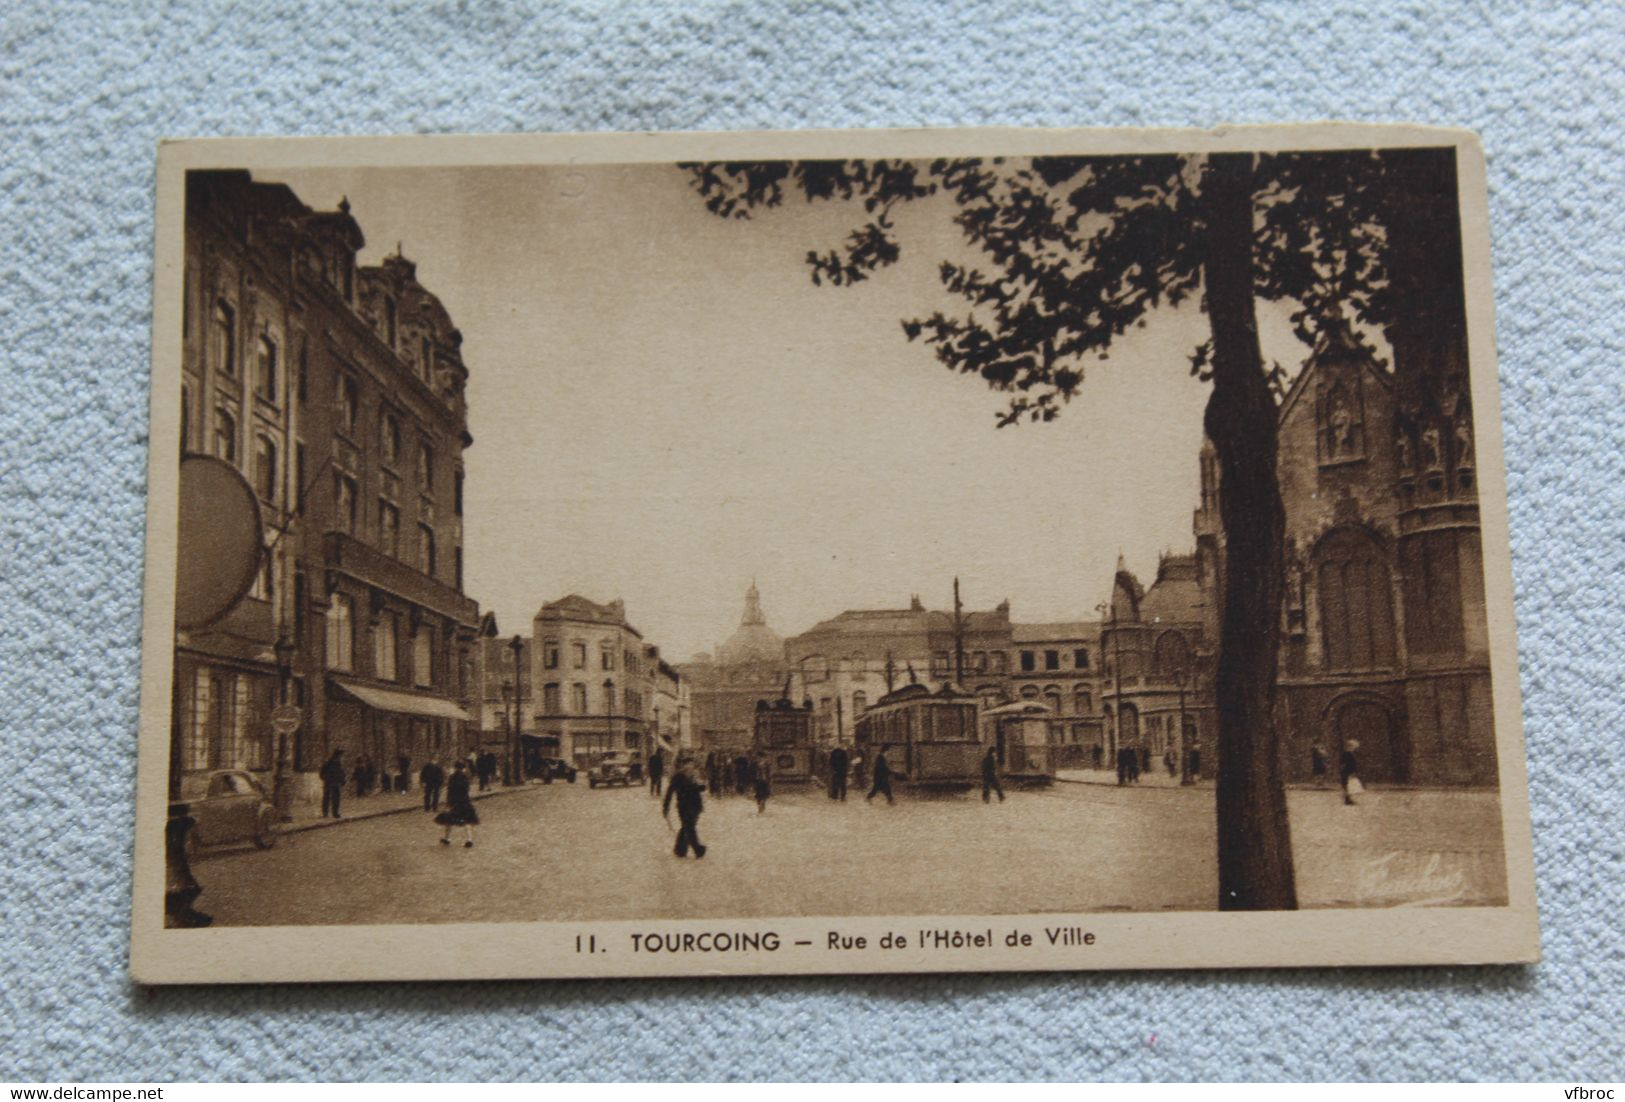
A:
717,580,784,665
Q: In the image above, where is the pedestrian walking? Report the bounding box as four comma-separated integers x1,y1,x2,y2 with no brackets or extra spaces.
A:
420,759,445,811
319,749,346,819
435,760,479,847
866,744,895,805
648,748,665,798
1115,746,1129,786
1164,749,1176,778
828,744,850,801
752,752,772,814
733,754,751,796
705,751,721,796
981,745,1006,803
1340,740,1363,806
474,753,489,792
662,757,706,859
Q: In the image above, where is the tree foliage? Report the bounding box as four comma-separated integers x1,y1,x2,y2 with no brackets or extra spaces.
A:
683,151,1401,425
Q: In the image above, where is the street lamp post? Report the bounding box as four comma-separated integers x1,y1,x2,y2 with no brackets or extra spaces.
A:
1176,659,1192,786
509,634,525,785
499,680,512,785
271,634,296,822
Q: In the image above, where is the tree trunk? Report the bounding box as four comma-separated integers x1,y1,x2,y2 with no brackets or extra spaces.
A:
1201,152,1297,910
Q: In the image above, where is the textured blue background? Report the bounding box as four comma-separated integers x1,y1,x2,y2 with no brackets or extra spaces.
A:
2,0,1621,1082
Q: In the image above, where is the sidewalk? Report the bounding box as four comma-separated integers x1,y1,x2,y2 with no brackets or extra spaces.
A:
280,779,538,835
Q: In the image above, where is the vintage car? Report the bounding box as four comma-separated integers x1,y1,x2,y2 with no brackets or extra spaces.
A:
539,756,578,783
180,769,278,853
586,751,642,788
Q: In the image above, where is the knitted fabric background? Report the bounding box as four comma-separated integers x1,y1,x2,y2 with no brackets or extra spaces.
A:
1,0,1620,1082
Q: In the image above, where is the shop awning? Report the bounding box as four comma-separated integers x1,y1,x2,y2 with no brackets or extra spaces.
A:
332,679,473,722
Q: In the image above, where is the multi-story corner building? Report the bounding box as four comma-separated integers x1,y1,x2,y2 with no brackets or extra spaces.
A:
173,171,481,799
1196,314,1494,785
474,612,531,767
1008,621,1104,758
678,582,788,755
1098,554,1211,775
785,595,1013,744
650,651,691,754
531,595,658,769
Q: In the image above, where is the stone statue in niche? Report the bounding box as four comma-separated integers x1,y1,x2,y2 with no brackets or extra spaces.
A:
1454,416,1474,469
1421,424,1443,472
1327,390,1355,458
1395,430,1413,473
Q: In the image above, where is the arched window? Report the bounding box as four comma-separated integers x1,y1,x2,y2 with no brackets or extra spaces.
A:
380,411,401,466
210,300,235,376
212,408,236,463
1316,527,1396,672
1043,689,1064,716
253,435,277,503
1019,685,1040,701
418,442,434,490
852,690,867,715
255,336,277,403
1073,686,1091,714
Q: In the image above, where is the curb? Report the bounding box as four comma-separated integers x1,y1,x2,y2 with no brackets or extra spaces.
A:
278,782,542,837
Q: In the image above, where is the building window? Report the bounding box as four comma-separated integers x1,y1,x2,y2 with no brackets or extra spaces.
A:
454,470,464,516
542,683,561,713
1020,685,1040,700
600,642,615,671
253,435,277,503
973,651,987,672
380,412,401,467
334,473,357,535
212,408,237,464
931,651,949,675
1153,631,1192,680
1044,650,1059,671
1074,687,1091,714
1044,689,1064,716
182,667,211,771
337,375,359,435
211,300,235,376
1316,527,1396,672
1020,650,1035,673
454,545,463,590
379,500,400,557
374,612,398,682
571,683,588,712
418,524,435,576
852,690,867,715
1074,648,1089,669
254,336,278,403
572,642,587,669
413,629,432,688
418,443,433,491
543,640,560,669
326,593,354,672
992,651,1008,674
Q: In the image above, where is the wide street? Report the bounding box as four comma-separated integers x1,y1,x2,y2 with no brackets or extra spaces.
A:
191,779,1509,926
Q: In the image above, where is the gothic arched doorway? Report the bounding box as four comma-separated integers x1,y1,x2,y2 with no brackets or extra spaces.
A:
1329,695,1405,784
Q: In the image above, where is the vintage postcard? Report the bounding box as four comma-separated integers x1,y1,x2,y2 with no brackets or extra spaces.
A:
131,124,1538,983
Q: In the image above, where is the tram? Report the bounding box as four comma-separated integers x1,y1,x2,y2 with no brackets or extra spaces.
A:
981,700,1060,785
752,696,816,783
852,681,983,789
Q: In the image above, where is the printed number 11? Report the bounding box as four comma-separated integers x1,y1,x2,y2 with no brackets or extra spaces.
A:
575,934,597,954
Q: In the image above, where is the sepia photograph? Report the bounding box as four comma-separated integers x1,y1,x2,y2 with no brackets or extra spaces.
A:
131,125,1537,982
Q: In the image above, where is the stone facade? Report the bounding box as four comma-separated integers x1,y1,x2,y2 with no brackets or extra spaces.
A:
679,583,788,755
173,171,481,799
531,595,658,769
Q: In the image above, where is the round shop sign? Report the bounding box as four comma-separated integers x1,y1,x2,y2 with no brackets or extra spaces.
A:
174,454,265,631
270,704,302,736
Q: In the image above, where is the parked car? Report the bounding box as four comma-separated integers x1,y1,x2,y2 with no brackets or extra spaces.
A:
180,769,278,853
539,757,577,783
586,751,642,788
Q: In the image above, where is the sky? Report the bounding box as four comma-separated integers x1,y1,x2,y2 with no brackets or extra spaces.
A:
271,160,1343,661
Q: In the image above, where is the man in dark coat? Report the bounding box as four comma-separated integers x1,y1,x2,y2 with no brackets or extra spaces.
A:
319,750,346,819
647,748,665,797
865,744,895,805
662,758,706,858
828,745,850,801
1115,746,1129,786
420,760,445,811
733,754,751,796
981,745,1005,803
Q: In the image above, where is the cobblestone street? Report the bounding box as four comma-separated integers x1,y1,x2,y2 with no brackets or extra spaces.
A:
190,778,1508,926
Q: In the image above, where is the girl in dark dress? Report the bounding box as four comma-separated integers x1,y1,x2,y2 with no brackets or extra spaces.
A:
436,760,480,847
752,753,772,814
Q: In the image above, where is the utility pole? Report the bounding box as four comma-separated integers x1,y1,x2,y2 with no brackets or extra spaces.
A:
508,634,524,785
883,650,896,693
952,576,965,687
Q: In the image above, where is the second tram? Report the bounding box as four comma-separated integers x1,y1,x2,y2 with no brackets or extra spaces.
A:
852,681,983,789
753,696,816,783
981,699,1060,785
